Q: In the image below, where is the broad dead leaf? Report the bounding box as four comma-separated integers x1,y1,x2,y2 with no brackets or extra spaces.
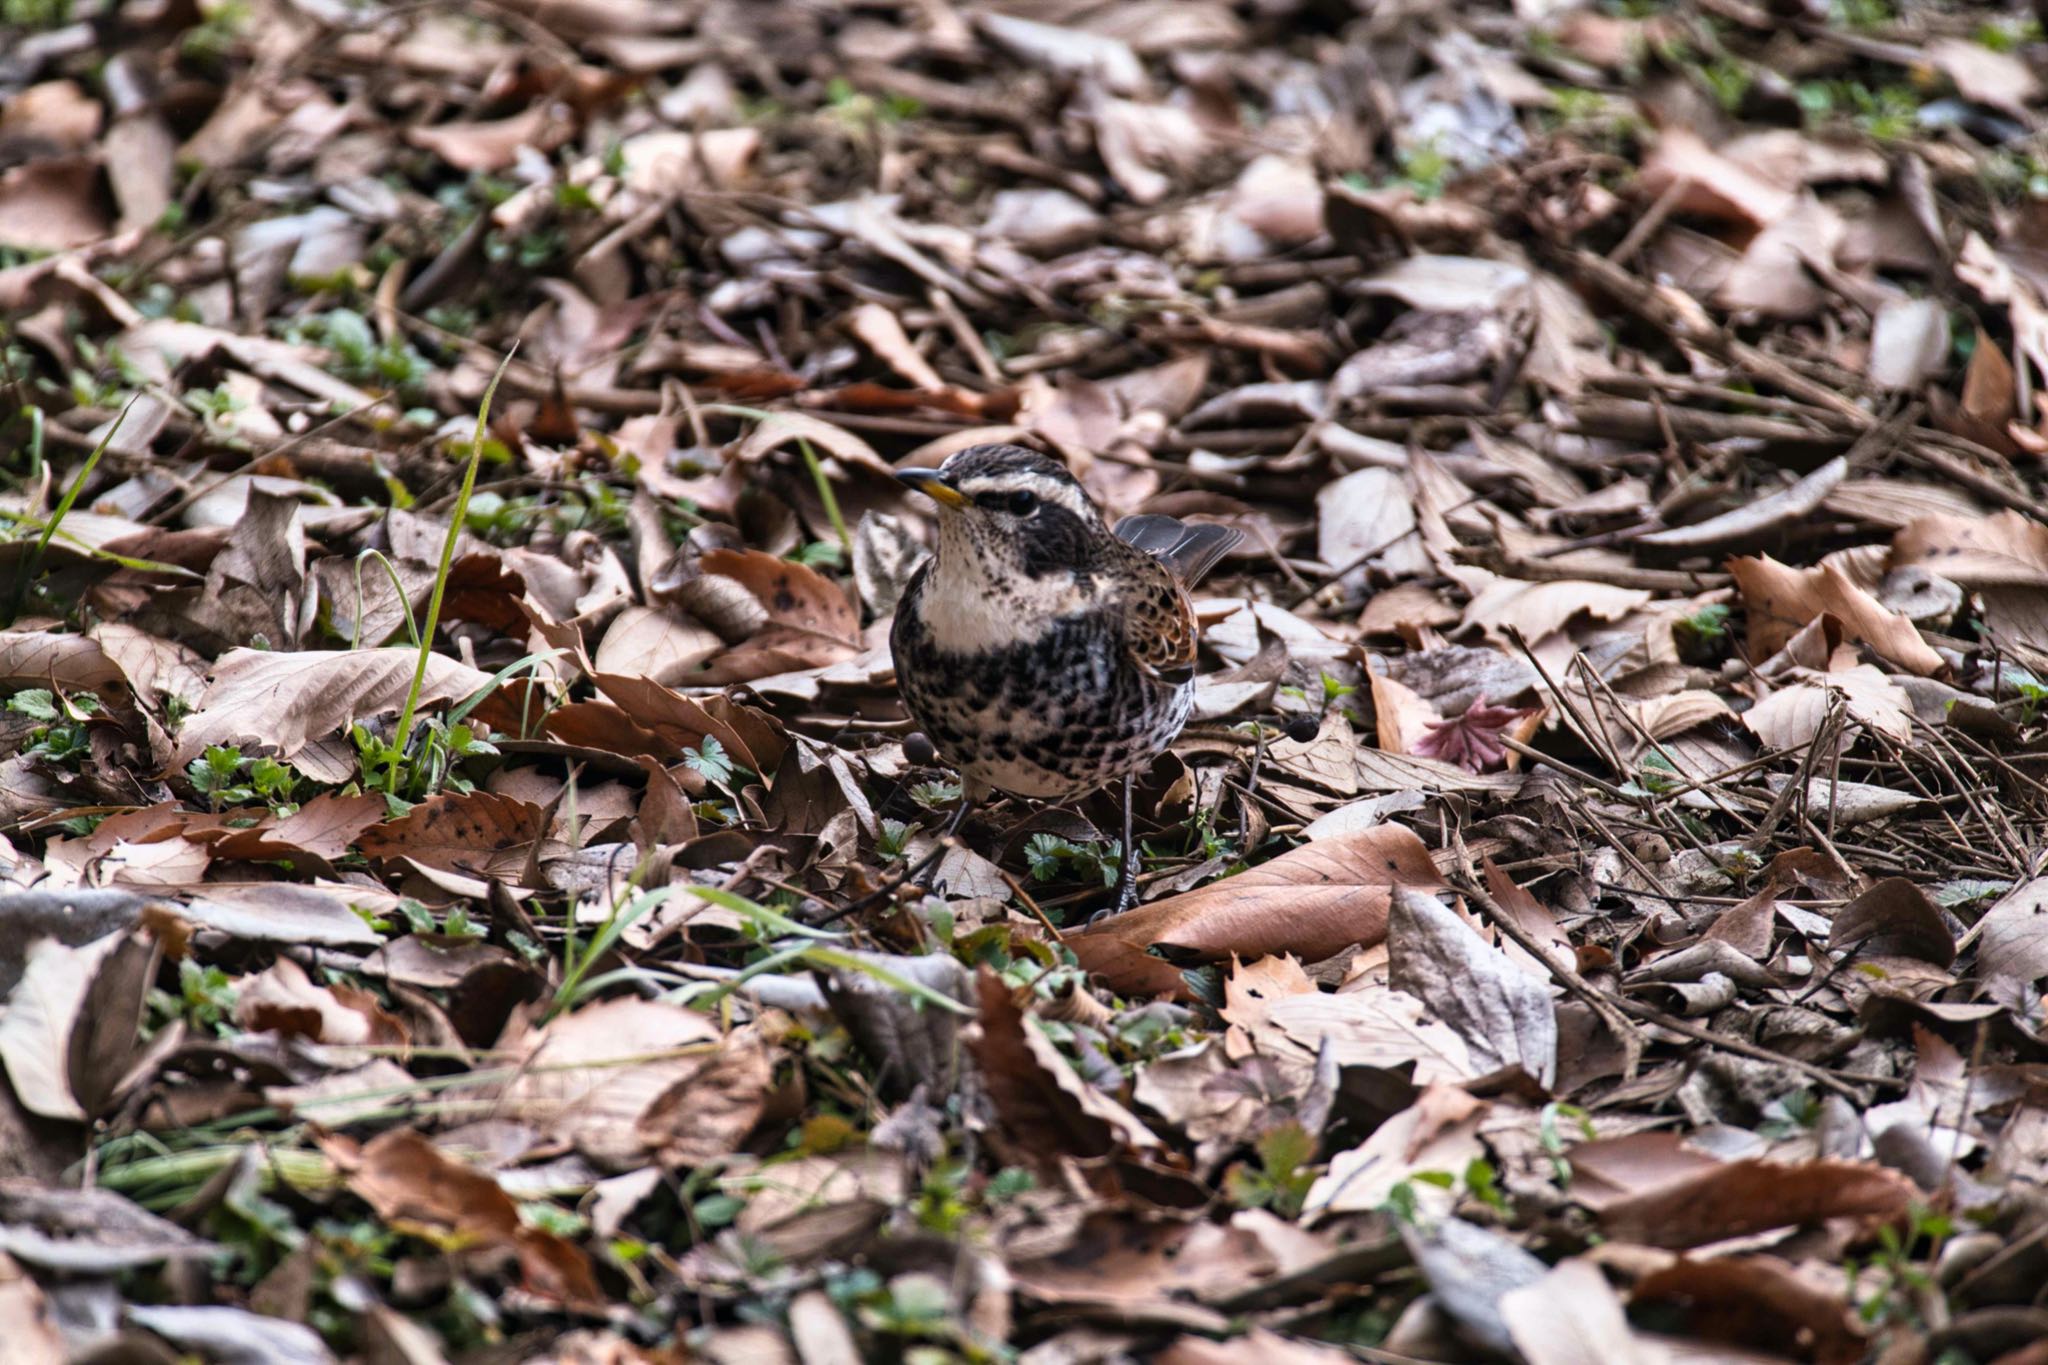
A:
334,1129,600,1306
176,648,511,765
1066,825,1441,997
1727,556,1942,675
1568,1131,1916,1249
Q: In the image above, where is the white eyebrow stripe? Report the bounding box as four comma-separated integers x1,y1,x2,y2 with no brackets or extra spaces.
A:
954,472,1093,515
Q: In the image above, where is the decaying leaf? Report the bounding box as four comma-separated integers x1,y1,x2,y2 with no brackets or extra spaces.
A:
1066,826,1440,997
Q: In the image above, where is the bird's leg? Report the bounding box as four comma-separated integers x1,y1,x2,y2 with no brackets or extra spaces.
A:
1095,774,1140,922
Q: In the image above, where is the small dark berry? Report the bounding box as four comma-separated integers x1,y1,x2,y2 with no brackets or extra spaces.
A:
1285,714,1321,743
904,731,938,766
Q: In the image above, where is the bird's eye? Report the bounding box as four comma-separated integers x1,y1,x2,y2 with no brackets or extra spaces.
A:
1006,490,1038,515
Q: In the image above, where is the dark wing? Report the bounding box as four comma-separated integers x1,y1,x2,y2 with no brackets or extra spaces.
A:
1113,514,1241,587
1119,550,1202,686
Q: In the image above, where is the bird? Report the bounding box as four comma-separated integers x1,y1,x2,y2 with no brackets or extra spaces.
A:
889,443,1240,917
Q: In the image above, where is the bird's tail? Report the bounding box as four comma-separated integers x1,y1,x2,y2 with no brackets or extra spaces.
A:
1112,514,1242,586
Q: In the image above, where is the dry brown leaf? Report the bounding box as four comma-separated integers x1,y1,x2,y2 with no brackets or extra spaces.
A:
496,998,721,1169
1829,877,1955,968
404,106,551,173
333,1129,600,1306
1743,666,1913,749
1638,457,1847,551
0,934,123,1121
234,956,407,1049
730,412,895,478
1727,555,1942,675
176,648,508,765
1892,510,2048,588
355,790,550,882
688,549,861,684
845,303,945,391
968,970,1161,1166
1628,1256,1865,1365
1640,127,1796,229
1570,1132,1915,1249
0,158,110,252
1973,877,2048,1011
207,792,386,871
1460,575,1649,645
1927,36,2042,117
636,1023,776,1169
1065,825,1439,997
1388,887,1557,1085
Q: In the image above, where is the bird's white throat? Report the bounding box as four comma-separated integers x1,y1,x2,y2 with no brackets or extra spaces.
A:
915,516,1090,653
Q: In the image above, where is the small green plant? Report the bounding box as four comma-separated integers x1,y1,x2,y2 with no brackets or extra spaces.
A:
147,959,239,1037
285,309,433,397
9,688,98,766
376,350,511,798
791,540,844,568
1024,832,1121,889
1849,1206,1954,1326
684,735,751,793
353,715,496,804
909,780,962,809
1700,58,1753,113
824,76,925,125
1,0,70,27
186,745,300,814
876,818,916,862
1674,602,1732,663
1223,1121,1318,1219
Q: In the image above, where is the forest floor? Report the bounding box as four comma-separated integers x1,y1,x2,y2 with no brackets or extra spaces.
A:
3,0,2048,1361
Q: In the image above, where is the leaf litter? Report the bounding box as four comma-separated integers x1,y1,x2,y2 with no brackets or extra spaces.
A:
2,0,2048,1360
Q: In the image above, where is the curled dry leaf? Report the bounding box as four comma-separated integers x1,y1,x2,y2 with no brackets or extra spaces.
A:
1828,877,1955,968
1637,457,1847,551
1065,824,1441,998
691,548,862,684
967,969,1161,1168
333,1129,601,1307
730,411,895,478
1727,556,1943,676
233,956,408,1049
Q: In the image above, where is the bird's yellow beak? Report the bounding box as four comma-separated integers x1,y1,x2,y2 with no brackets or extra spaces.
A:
895,468,967,508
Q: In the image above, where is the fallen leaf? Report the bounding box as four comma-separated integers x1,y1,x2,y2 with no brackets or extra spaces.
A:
967,970,1161,1166
496,998,721,1169
235,956,408,1049
1568,1131,1916,1249
1066,825,1441,997
1828,877,1955,968
336,1129,600,1306
1388,888,1557,1085
356,790,550,882
176,648,511,766
1727,556,1943,675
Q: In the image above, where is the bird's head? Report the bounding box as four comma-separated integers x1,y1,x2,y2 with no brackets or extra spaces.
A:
895,444,1106,578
